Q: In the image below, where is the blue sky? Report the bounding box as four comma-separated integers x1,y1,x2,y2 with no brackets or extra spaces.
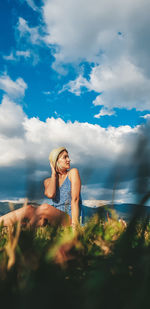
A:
0,0,150,204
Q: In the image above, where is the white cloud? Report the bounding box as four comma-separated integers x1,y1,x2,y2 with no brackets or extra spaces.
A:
0,73,27,99
60,75,90,96
43,91,51,95
90,59,150,113
141,114,150,119
16,50,31,58
41,0,150,113
24,0,39,11
94,108,115,118
42,0,124,66
15,17,45,65
0,137,26,167
3,50,33,64
17,17,43,45
0,96,149,201
61,58,150,115
42,0,150,69
14,0,150,117
3,52,16,61
0,96,139,171
0,95,26,137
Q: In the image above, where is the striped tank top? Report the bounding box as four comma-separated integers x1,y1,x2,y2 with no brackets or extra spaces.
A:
48,174,82,217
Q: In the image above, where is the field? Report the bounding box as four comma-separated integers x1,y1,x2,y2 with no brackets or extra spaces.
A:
1,205,150,309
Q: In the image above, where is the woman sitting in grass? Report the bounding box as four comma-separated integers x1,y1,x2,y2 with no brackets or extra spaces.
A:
0,147,82,228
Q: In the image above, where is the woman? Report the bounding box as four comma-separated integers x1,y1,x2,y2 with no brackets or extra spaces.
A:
0,147,82,228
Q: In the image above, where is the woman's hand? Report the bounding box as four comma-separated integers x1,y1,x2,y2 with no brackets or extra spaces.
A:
44,163,57,198
50,162,57,176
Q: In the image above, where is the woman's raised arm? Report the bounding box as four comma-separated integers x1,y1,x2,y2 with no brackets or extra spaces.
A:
44,163,57,198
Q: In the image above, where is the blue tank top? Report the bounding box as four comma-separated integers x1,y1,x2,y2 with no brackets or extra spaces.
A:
48,175,82,217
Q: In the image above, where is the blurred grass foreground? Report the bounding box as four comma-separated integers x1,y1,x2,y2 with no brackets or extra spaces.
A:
1,206,150,309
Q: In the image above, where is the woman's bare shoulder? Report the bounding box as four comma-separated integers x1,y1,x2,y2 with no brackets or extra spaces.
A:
68,168,80,180
44,177,51,186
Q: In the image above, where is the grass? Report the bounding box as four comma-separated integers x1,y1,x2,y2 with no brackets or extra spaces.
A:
1,205,150,309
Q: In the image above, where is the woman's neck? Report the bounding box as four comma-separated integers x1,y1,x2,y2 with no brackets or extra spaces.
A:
58,170,68,176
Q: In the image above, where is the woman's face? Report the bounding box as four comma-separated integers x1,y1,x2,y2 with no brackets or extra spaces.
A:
56,150,70,172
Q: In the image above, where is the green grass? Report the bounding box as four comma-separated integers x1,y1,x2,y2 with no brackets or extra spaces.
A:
1,208,150,309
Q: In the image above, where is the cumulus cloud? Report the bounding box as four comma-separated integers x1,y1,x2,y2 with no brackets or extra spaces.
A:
43,91,51,95
0,95,26,138
42,0,150,68
60,75,90,96
0,95,141,171
15,17,45,65
22,116,138,167
91,59,150,112
61,58,150,115
94,108,115,119
3,50,31,62
2,50,41,66
0,73,27,99
0,91,146,200
42,0,126,66
17,17,44,45
3,52,16,61
16,50,31,58
14,0,150,116
141,114,150,119
41,0,150,113
24,0,39,12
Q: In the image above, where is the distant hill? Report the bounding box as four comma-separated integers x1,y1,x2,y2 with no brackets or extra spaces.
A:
0,201,150,221
0,201,40,216
82,202,150,223
0,202,23,216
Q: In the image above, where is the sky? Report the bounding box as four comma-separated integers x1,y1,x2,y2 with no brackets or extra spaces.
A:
0,0,150,205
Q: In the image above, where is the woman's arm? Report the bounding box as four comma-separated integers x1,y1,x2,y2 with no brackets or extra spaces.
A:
70,168,81,228
44,163,57,198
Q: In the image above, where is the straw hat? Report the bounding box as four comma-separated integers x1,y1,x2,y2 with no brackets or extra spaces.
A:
49,147,67,169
